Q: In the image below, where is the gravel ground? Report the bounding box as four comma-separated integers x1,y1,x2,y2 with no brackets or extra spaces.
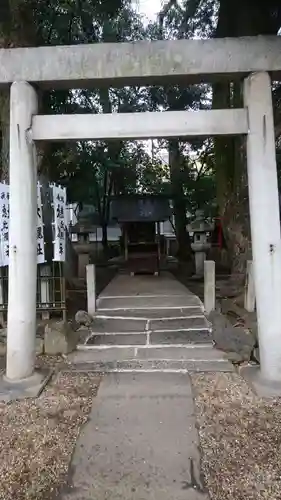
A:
191,372,281,500
0,364,101,500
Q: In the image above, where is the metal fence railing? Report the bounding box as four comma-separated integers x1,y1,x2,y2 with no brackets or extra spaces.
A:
0,262,66,325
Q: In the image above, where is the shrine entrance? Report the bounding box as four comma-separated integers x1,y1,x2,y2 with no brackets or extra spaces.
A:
2,36,281,387
110,194,172,275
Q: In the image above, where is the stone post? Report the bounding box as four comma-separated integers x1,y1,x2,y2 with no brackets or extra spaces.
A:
6,82,38,381
166,238,170,257
244,72,281,381
244,260,255,313
86,264,96,316
124,226,128,261
156,221,161,264
204,260,215,314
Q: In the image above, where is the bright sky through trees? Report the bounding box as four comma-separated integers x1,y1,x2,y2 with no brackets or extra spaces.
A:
133,0,162,22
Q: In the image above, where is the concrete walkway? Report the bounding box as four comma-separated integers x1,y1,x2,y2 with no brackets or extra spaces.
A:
73,272,233,373
96,272,201,302
61,274,234,498
60,372,209,500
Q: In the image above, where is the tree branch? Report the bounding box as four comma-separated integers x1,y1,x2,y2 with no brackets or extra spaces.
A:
158,0,177,33
179,0,201,36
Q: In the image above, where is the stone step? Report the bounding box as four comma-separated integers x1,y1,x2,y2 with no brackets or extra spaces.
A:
97,294,202,310
91,317,147,333
90,316,210,334
149,317,210,331
87,333,148,346
74,345,226,362
150,329,212,344
85,329,212,346
68,344,234,372
66,357,233,373
95,307,203,319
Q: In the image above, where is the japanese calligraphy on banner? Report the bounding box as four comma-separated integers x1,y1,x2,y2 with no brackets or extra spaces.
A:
0,183,10,267
51,184,66,262
0,182,46,267
36,183,45,264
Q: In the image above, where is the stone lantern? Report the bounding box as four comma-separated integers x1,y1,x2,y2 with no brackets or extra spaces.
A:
188,209,214,276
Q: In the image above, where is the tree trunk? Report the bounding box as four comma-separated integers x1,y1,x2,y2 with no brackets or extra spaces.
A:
212,0,279,278
101,221,108,255
169,140,193,263
213,81,251,278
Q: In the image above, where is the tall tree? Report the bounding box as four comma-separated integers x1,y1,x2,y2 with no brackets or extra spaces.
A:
212,0,281,276
161,0,281,274
145,6,212,262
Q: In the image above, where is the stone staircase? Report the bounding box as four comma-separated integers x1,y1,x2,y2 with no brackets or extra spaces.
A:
71,275,233,373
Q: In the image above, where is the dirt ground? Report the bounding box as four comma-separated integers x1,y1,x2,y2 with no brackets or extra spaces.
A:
0,358,101,500
0,359,281,500
0,267,274,500
192,372,281,500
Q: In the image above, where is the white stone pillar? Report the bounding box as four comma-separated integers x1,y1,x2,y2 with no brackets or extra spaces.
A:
156,221,161,263
244,72,281,381
6,82,38,381
86,264,96,316
204,260,215,314
0,271,5,327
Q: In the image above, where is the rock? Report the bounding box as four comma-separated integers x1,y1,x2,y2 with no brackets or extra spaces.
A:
75,310,93,327
77,327,90,344
209,310,255,363
36,337,44,355
36,323,45,338
0,328,7,341
0,340,6,356
253,347,260,363
70,319,80,331
226,351,245,364
0,336,44,356
249,323,258,343
44,321,79,355
215,327,255,362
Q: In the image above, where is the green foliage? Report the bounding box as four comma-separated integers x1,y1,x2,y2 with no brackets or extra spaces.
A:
0,0,220,239
157,0,217,39
2,0,281,263
182,151,216,215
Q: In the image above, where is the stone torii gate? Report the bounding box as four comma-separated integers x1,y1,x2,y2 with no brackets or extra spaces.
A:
2,35,281,394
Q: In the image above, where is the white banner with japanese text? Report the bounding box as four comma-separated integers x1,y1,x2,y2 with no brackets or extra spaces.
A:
51,184,66,262
0,182,46,267
0,183,10,267
36,183,45,264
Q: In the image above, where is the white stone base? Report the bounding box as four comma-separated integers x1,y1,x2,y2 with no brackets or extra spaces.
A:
0,369,52,402
240,365,281,398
